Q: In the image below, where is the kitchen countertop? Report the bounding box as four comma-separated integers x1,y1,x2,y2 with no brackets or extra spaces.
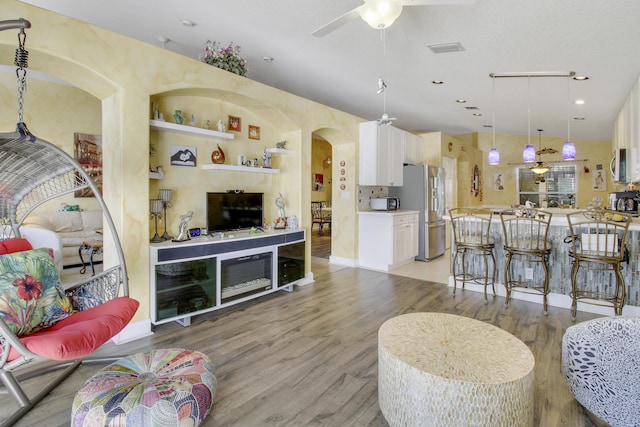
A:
358,210,419,215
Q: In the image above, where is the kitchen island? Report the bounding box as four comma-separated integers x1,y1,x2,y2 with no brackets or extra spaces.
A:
446,209,640,315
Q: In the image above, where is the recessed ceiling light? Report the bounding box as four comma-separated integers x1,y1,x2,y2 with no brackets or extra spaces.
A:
574,117,586,120
574,99,585,105
483,124,493,128
263,56,275,62
456,99,466,103
573,75,589,81
432,80,444,85
472,113,482,116
181,20,196,27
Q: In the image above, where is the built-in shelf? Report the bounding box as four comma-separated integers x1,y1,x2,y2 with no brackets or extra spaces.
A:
150,119,234,140
266,148,292,154
149,171,164,180
202,164,280,174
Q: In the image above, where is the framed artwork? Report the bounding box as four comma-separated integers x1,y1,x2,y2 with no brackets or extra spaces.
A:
170,144,197,167
248,125,260,140
228,115,241,132
74,132,102,197
313,173,324,192
494,173,504,191
592,167,606,191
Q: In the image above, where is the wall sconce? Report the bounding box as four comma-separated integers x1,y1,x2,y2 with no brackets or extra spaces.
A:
323,157,332,168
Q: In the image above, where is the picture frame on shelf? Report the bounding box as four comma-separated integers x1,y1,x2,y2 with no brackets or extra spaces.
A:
228,115,241,132
170,144,197,167
248,125,260,140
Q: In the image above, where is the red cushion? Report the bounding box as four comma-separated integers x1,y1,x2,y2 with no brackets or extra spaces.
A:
8,296,139,362
0,238,33,255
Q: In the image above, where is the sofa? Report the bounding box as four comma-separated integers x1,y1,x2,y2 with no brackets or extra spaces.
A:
23,211,103,268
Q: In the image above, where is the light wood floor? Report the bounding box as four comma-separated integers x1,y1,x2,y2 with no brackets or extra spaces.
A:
2,257,603,426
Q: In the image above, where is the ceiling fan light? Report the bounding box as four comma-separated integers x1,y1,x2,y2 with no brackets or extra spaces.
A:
523,144,536,163
360,0,403,30
488,148,500,165
562,140,576,160
530,162,550,175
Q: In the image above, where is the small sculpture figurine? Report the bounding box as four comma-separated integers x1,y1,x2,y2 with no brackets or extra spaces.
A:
172,211,193,242
276,140,287,149
173,110,184,125
211,144,225,164
190,113,195,126
275,193,287,229
262,148,272,168
217,119,226,132
202,120,211,129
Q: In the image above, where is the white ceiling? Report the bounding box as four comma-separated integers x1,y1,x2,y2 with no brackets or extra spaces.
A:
17,0,640,142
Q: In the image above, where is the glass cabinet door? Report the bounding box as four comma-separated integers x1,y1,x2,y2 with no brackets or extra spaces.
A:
155,258,216,321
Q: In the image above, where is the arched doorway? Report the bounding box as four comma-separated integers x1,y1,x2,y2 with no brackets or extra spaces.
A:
310,135,332,258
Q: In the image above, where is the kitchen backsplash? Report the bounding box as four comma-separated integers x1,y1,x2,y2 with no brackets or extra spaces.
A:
358,186,389,210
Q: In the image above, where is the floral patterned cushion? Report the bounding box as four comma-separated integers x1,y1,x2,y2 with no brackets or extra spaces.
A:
0,247,74,336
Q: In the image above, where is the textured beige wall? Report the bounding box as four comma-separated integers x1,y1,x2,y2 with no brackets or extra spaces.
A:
477,132,614,208
1,0,361,325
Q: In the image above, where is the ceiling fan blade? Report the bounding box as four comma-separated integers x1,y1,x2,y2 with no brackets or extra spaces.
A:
312,6,362,37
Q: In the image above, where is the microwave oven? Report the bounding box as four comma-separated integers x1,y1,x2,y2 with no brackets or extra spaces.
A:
610,148,631,183
370,197,399,211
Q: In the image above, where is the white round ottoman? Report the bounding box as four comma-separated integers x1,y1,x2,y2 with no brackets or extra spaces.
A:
378,313,534,427
72,348,216,426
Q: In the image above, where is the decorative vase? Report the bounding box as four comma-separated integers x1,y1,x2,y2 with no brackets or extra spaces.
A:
211,144,225,164
173,110,184,125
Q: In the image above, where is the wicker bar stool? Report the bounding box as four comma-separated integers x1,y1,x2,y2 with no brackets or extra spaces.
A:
566,209,631,319
499,208,553,314
449,207,496,304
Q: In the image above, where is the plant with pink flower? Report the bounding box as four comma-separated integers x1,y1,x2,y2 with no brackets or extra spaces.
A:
200,40,248,77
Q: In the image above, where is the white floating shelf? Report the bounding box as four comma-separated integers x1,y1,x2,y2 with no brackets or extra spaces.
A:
202,164,280,174
149,171,164,180
266,148,292,154
150,119,234,140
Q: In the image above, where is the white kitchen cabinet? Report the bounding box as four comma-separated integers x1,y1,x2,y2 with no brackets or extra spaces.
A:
403,132,424,165
358,211,419,271
359,121,404,186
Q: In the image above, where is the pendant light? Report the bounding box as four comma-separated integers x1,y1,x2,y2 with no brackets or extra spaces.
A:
522,77,536,163
562,75,577,160
530,129,550,175
487,75,500,165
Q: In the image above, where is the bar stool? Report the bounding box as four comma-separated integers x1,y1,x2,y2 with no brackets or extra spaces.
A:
499,208,553,314
566,209,631,319
449,207,496,304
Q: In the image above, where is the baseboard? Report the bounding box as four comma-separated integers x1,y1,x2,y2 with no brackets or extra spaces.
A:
111,319,153,344
447,276,640,316
328,255,357,267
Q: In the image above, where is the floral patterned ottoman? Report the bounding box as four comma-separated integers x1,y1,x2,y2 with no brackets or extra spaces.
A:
71,348,216,426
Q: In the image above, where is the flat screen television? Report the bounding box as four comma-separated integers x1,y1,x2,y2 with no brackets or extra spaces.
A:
206,192,264,233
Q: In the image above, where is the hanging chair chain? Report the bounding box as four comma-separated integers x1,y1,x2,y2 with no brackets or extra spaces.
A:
14,28,28,123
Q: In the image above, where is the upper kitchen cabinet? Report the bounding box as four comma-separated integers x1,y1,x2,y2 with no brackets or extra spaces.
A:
359,121,405,186
613,76,640,181
404,132,424,165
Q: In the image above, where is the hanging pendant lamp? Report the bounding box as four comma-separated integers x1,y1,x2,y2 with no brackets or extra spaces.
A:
488,75,500,165
562,75,577,160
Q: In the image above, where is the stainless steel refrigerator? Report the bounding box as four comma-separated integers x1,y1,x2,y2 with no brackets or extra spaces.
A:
390,165,445,261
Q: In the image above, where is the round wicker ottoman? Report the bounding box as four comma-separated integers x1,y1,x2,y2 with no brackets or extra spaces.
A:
378,313,534,427
71,348,216,426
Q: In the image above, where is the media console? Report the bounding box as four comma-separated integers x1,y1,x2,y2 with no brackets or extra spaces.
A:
150,229,306,326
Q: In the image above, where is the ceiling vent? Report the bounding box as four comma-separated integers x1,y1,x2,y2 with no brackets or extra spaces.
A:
427,42,464,54
464,106,479,110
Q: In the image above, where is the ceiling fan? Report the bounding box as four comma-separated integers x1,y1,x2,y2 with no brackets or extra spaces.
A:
312,0,477,37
